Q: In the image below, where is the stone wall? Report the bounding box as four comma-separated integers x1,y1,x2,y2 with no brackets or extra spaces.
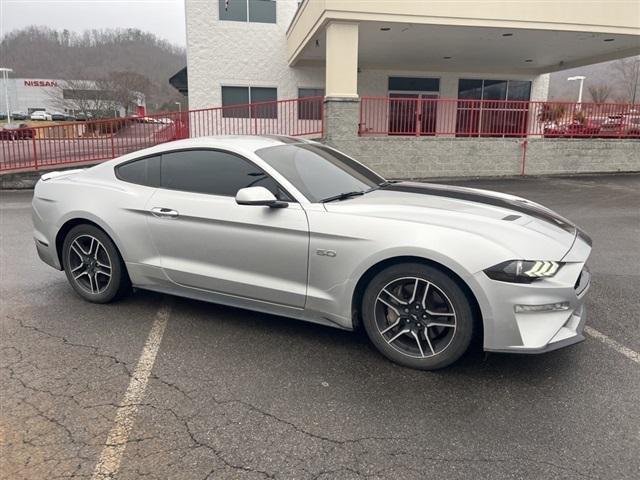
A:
323,98,640,179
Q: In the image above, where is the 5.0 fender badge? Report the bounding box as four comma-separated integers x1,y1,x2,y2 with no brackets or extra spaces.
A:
316,249,337,258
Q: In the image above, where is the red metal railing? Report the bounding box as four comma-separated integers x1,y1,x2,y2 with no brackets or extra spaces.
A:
0,97,323,172
359,97,640,138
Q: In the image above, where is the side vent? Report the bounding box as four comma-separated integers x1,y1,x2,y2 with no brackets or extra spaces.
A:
502,214,521,221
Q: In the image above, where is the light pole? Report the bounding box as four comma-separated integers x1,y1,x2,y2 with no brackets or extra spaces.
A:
175,101,182,113
0,67,14,124
567,75,586,109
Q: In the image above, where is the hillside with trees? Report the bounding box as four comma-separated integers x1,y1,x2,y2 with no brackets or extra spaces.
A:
1,26,187,112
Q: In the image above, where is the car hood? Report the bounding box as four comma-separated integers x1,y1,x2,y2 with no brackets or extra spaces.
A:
324,181,590,257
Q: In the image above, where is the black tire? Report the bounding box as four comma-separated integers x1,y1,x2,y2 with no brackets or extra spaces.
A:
62,224,131,303
361,263,476,370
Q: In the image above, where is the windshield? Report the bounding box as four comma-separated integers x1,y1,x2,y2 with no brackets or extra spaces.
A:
255,143,384,202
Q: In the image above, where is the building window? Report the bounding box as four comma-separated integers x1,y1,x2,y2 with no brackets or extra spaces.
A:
222,86,277,118
387,77,440,135
219,0,276,24
298,88,324,120
456,79,532,137
388,77,440,93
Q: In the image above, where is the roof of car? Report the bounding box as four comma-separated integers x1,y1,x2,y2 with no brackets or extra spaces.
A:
98,135,317,169
154,135,312,152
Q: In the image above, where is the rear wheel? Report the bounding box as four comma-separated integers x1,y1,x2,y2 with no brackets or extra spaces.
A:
361,263,475,370
62,224,131,303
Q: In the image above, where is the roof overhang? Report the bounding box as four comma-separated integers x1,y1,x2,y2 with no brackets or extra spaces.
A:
287,0,640,73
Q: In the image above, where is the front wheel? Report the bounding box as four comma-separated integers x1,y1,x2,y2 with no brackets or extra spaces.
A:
62,224,131,303
361,263,476,370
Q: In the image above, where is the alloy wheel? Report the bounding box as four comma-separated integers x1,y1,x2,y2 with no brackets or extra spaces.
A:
375,276,457,358
67,234,113,294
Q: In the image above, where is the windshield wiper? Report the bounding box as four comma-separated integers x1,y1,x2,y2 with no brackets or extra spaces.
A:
320,190,366,203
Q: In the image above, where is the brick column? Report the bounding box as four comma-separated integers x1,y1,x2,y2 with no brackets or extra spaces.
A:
323,97,360,144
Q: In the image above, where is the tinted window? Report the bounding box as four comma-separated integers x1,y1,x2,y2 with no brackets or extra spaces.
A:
219,0,247,21
255,144,384,202
160,149,289,199
250,87,277,119
507,81,532,101
222,86,250,118
116,155,160,187
482,80,507,101
221,86,277,118
249,0,276,23
219,0,276,23
298,88,324,120
458,79,483,99
389,77,440,92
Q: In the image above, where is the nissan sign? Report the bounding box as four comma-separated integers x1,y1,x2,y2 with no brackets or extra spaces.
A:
24,80,58,87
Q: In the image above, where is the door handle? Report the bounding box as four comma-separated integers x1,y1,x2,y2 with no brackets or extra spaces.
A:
150,207,179,218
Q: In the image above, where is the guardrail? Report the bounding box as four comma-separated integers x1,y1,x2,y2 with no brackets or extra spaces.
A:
359,97,640,138
0,97,324,172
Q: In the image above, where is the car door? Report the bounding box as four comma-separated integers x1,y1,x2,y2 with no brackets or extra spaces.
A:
146,148,309,309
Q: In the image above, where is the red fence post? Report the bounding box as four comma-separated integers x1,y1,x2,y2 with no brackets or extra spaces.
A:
32,135,38,170
110,123,116,158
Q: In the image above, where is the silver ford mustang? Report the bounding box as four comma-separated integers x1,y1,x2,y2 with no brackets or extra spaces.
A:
32,136,592,370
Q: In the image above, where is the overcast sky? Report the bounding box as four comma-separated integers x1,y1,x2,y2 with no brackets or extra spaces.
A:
1,0,187,46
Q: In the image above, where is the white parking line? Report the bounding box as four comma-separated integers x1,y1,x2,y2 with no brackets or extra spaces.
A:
585,326,640,365
91,300,172,479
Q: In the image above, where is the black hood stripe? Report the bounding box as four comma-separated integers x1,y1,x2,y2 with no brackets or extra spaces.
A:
383,182,582,238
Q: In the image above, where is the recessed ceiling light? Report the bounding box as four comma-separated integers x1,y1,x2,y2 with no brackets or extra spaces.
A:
380,27,391,31
502,33,513,37
524,59,533,63
443,56,452,59
603,38,615,42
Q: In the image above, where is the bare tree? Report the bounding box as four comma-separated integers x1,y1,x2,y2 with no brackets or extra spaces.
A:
587,83,613,104
613,56,640,103
46,79,119,117
99,72,154,114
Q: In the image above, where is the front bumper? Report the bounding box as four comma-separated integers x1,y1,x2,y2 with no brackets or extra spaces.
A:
476,255,591,354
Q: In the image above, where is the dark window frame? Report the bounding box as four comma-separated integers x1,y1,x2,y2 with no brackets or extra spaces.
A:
219,0,277,24
155,147,295,201
221,85,278,119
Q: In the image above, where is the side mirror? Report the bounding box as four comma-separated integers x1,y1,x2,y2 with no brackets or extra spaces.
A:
235,186,288,208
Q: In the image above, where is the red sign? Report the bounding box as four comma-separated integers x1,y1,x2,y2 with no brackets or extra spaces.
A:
24,80,58,87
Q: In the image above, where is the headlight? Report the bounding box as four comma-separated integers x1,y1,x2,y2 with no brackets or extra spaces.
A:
484,260,562,283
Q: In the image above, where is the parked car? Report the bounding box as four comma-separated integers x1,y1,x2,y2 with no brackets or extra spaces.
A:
32,136,592,370
599,113,640,137
51,112,67,121
543,120,601,138
0,112,7,121
11,112,28,120
0,123,35,140
30,111,53,121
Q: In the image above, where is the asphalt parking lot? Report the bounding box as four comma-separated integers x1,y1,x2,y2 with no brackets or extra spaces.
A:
1,173,639,479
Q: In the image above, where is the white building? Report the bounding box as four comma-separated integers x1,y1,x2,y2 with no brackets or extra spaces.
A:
1,78,145,118
184,0,639,114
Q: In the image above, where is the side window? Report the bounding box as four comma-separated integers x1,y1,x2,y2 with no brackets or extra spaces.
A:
160,149,291,200
116,155,160,186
